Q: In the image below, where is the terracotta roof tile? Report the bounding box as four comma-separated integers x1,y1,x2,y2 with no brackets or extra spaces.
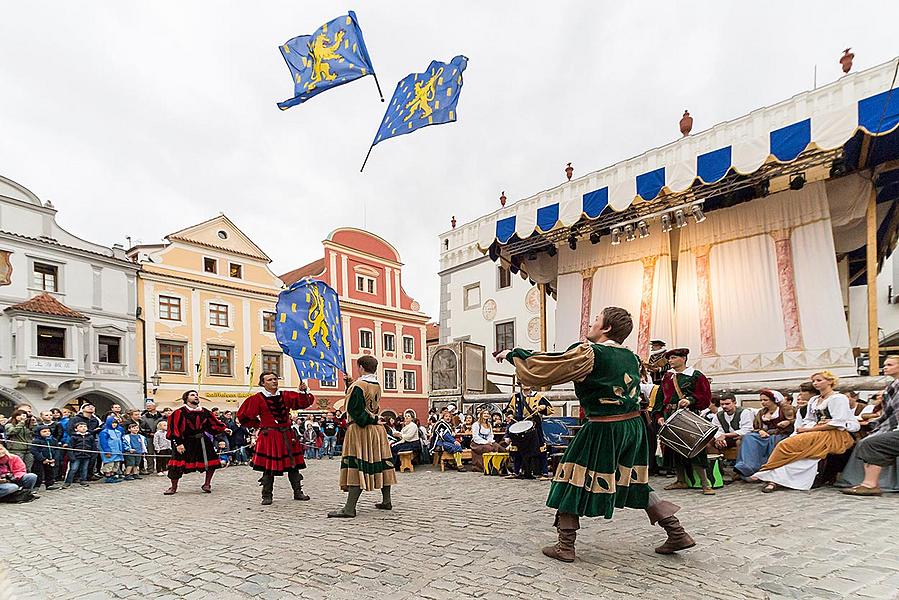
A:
426,322,440,342
5,293,88,320
280,258,326,286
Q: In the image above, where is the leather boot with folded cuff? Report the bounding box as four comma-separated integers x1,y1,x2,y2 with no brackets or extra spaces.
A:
645,494,695,554
542,512,579,562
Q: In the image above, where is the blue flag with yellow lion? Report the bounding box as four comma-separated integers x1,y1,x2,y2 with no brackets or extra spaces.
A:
275,279,346,383
277,11,377,110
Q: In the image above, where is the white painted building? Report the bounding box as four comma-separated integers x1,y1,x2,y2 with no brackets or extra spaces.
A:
849,249,899,362
0,175,140,416
438,222,556,391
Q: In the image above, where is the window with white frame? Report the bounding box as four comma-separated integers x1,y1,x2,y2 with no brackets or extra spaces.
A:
203,257,218,274
402,335,414,355
383,369,397,390
209,303,229,327
207,345,232,376
98,336,121,363
463,283,480,310
159,295,181,321
229,263,242,279
359,329,373,349
262,311,276,333
356,275,376,294
320,378,338,388
383,333,395,352
402,370,416,391
497,266,512,290
495,320,515,353
37,326,66,358
261,351,281,378
33,263,59,292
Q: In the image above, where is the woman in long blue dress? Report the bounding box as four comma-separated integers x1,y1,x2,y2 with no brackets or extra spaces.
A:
734,390,795,479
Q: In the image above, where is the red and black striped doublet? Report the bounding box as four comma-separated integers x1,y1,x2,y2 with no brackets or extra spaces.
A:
166,406,226,476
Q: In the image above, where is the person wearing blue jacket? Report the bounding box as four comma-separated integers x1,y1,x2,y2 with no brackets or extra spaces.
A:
31,424,61,490
98,416,124,483
121,422,147,481
63,421,97,488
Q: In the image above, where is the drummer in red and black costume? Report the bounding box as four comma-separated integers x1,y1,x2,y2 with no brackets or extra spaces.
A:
655,347,714,495
505,386,553,480
237,371,314,505
164,390,228,495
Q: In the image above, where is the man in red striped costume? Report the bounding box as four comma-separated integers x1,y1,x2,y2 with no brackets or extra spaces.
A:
164,390,227,495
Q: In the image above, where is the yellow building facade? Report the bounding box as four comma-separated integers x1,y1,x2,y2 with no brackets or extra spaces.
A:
129,216,298,409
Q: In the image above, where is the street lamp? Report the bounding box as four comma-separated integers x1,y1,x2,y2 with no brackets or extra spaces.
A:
150,372,162,394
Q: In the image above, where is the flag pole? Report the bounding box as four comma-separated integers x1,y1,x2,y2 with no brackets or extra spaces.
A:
360,144,375,172
371,73,385,102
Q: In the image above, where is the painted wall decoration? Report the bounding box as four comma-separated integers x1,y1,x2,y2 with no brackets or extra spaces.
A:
525,286,540,314
482,298,497,321
0,250,12,286
527,316,541,342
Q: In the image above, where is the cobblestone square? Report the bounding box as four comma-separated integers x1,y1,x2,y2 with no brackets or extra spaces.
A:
3,461,897,600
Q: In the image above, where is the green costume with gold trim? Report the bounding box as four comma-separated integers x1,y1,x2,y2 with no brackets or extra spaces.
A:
507,342,651,519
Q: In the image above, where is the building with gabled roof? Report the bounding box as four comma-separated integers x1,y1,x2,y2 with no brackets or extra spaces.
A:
128,214,300,409
0,175,140,416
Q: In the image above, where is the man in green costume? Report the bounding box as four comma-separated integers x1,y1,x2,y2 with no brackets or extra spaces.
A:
496,307,695,562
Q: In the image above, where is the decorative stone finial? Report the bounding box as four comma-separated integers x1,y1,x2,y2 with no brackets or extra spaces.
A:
451,215,457,229
565,163,573,181
500,191,506,207
679,110,693,137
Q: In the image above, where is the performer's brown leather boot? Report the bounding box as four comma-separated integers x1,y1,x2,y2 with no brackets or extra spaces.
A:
260,473,274,506
542,512,578,562
287,469,309,501
654,516,695,554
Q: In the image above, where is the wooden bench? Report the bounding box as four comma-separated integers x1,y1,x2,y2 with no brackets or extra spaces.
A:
398,451,415,473
434,449,472,471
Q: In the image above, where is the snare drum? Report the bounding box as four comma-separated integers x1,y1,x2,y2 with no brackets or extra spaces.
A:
508,420,540,457
658,408,717,458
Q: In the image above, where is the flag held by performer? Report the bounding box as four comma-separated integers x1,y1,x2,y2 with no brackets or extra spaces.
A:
371,55,468,147
275,278,346,383
277,11,379,110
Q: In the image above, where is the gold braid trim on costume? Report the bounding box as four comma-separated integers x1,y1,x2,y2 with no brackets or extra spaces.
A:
553,462,650,495
511,343,594,388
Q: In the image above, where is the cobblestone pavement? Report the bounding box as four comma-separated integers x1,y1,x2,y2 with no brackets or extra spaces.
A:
3,460,898,600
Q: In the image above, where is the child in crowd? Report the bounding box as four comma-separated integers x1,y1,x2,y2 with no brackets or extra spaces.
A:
153,421,171,476
30,423,60,490
122,422,147,480
64,421,96,488
217,440,231,467
98,416,124,483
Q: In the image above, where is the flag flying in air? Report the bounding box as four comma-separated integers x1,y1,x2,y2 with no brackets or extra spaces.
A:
277,11,378,110
275,279,346,383
372,55,468,147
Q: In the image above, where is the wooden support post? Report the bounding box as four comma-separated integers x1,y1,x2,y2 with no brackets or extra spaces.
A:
866,186,880,375
538,283,547,353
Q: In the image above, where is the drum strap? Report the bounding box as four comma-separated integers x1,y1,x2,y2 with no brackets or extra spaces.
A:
671,373,686,403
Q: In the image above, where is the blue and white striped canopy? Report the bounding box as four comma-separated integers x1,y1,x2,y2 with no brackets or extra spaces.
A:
476,58,899,250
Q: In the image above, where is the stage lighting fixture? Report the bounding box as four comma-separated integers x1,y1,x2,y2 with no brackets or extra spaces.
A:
789,172,806,190
637,220,650,238
527,250,537,261
611,227,622,245
754,178,770,198
660,213,673,232
829,159,847,178
690,204,706,223
674,209,687,228
589,231,602,244
624,224,636,242
547,245,557,257
568,235,577,250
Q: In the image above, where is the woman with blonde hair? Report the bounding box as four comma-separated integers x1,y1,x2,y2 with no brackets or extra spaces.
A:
469,409,503,473
752,371,858,492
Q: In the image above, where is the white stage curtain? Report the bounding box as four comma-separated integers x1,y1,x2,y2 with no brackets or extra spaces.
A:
556,231,674,351
791,221,853,352
674,181,854,378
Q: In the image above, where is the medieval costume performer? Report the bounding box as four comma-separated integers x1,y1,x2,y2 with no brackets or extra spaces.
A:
655,348,714,495
164,390,227,495
497,307,694,562
329,355,397,518
733,390,794,479
640,380,663,476
431,412,466,471
236,372,314,505
506,386,553,479
753,371,858,492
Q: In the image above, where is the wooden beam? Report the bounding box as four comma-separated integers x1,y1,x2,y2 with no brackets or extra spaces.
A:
867,185,880,375
538,283,548,353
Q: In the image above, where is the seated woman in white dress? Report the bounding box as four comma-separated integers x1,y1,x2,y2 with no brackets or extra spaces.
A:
753,371,859,493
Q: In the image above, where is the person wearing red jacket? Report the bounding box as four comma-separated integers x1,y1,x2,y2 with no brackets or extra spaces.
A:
0,443,39,501
656,348,714,495
237,371,314,505
164,390,227,495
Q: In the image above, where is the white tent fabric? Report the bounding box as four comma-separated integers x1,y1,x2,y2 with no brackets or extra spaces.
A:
673,182,855,381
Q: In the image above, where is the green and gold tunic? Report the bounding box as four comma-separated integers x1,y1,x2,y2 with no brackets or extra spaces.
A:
507,342,651,519
338,375,397,491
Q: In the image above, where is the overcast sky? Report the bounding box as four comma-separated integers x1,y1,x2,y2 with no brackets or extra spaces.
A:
2,2,898,317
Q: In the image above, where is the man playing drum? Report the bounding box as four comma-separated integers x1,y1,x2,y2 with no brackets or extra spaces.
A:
506,385,553,480
496,307,695,562
656,348,715,495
